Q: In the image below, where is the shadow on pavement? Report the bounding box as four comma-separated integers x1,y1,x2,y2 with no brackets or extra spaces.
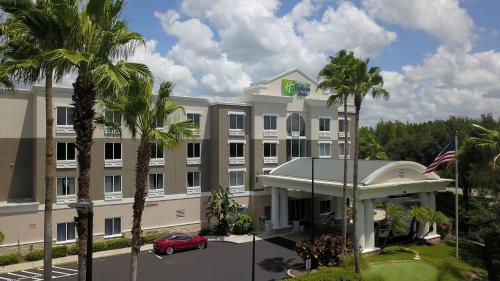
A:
264,237,297,251
258,257,302,273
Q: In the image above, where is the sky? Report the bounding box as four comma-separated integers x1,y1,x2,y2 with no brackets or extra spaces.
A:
112,0,500,126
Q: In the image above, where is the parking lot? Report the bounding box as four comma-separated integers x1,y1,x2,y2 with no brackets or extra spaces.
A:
1,237,301,281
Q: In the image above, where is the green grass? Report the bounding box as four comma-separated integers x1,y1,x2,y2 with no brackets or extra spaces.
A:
364,246,414,263
364,261,437,281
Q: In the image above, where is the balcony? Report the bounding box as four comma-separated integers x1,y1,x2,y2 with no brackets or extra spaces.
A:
263,130,277,137
147,189,164,199
105,159,123,168
338,131,350,138
229,186,244,193
149,158,165,167
56,160,77,169
187,186,201,194
264,156,278,164
229,129,245,136
319,131,331,138
104,192,123,201
229,157,245,165
187,157,201,165
56,125,74,134
190,129,201,136
56,194,77,205
104,127,120,136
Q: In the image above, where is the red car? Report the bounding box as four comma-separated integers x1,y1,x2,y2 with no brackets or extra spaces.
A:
153,233,208,255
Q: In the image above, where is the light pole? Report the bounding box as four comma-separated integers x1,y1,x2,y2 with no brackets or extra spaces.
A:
69,202,93,281
251,218,265,281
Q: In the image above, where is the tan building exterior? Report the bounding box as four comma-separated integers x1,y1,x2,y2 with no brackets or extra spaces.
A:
0,68,355,251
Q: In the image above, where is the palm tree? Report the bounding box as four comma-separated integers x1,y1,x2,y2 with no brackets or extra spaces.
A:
467,124,500,167
348,56,389,273
97,79,196,281
317,49,356,256
46,1,152,279
0,1,77,279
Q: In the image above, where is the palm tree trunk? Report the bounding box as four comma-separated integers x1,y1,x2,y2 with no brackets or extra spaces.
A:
43,68,54,281
341,99,348,256
352,103,361,273
72,74,96,281
130,142,151,281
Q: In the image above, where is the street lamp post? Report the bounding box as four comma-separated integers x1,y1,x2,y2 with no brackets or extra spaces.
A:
251,218,265,281
69,202,94,281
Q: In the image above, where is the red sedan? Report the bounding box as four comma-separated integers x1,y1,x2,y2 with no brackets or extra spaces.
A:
153,233,208,255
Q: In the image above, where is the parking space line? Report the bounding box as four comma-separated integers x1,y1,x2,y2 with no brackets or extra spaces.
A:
21,270,43,278
0,276,13,281
148,250,162,260
53,266,78,272
8,271,42,280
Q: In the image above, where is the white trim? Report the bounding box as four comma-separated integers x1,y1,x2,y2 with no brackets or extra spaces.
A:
263,130,278,137
262,140,279,144
263,113,279,117
149,158,165,166
104,142,123,167
104,217,122,238
56,159,77,169
319,142,332,159
229,129,245,136
228,139,247,144
147,173,165,198
186,157,201,165
227,111,246,116
318,140,333,144
228,168,247,173
229,157,245,165
104,175,123,201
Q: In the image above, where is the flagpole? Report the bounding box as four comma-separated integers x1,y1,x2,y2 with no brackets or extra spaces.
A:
455,132,459,259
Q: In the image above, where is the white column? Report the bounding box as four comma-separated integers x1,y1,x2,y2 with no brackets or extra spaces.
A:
334,197,344,221
427,192,438,237
364,199,375,250
271,187,280,229
279,188,289,228
418,192,430,238
355,200,365,251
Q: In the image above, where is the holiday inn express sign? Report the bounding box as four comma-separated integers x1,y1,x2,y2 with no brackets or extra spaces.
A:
282,79,311,97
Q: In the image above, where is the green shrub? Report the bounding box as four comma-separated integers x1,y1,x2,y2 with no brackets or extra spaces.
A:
0,253,20,266
141,231,165,245
93,241,107,252
434,259,466,281
232,213,253,234
198,228,212,236
289,267,361,281
0,231,5,245
316,234,352,266
24,250,44,261
67,244,79,255
52,245,68,258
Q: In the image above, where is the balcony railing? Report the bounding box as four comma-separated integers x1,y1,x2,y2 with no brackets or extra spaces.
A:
149,158,165,166
56,125,74,134
56,160,77,169
56,194,77,205
187,186,201,194
229,129,245,136
104,192,123,201
264,156,278,164
263,130,277,137
187,157,201,165
104,159,123,168
229,157,245,165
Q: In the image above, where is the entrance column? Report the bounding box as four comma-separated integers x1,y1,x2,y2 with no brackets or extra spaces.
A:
355,200,365,251
279,188,289,228
364,199,375,250
427,192,438,237
418,192,430,238
334,197,343,221
271,187,280,229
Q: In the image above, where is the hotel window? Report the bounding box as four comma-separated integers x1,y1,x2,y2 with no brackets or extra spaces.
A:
186,171,201,194
229,170,244,193
187,113,201,127
229,142,244,164
104,111,121,134
319,142,331,158
229,112,245,136
156,116,164,129
286,113,306,161
320,200,331,215
148,173,164,198
187,143,201,164
319,117,331,137
104,175,122,201
263,114,277,137
56,106,74,133
263,142,278,163
339,118,350,137
56,142,76,168
104,142,122,167
56,177,76,204
338,141,351,159
149,142,164,166
56,222,76,242
104,217,122,237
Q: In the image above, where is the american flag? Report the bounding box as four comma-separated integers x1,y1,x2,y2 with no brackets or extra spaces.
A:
423,140,456,174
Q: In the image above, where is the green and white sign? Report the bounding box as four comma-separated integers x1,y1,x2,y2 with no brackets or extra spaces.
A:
282,79,310,97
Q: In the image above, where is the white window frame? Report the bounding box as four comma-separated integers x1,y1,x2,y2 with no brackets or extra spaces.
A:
104,110,121,135
56,222,76,244
56,106,75,134
263,114,278,137
320,199,331,215
338,117,351,138
104,142,123,167
56,142,77,169
187,142,201,165
149,142,165,166
104,217,122,238
187,112,201,136
228,140,245,165
186,171,201,194
318,141,332,158
56,177,77,205
338,141,351,159
228,168,246,193
148,173,164,198
104,175,122,201
263,140,278,164
318,117,331,138
228,112,245,136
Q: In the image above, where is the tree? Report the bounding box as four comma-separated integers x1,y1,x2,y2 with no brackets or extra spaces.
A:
97,79,195,281
206,186,241,235
344,54,389,273
317,49,356,256
409,205,448,239
378,203,408,252
359,127,389,160
0,1,77,279
46,1,153,279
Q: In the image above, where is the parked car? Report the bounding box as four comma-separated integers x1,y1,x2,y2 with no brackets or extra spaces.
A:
153,233,208,255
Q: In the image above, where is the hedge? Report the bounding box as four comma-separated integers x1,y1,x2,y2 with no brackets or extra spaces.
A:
0,253,20,266
24,250,44,261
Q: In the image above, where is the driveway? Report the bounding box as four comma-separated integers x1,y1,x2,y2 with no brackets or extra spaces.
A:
1,237,301,281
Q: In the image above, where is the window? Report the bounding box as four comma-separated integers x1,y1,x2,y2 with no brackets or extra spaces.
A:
287,113,305,137
187,113,201,127
149,143,163,159
187,171,201,194
56,142,76,168
286,113,306,161
229,114,244,130
229,142,244,164
187,143,201,164
263,142,278,163
105,142,122,167
339,118,350,136
338,142,351,159
229,170,244,193
148,173,164,190
320,200,331,215
286,139,306,160
319,118,330,132
319,142,331,158
156,116,164,128
57,177,76,196
264,115,277,130
57,222,76,242
104,175,121,193
105,111,121,134
56,106,74,126
104,218,122,237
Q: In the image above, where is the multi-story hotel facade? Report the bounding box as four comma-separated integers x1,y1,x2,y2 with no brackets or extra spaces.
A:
0,68,356,251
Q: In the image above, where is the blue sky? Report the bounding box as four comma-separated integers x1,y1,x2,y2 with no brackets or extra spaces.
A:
119,0,500,125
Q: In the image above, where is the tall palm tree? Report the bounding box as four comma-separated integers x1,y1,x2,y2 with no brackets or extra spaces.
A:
97,79,196,281
0,1,77,279
46,1,152,279
317,49,356,256
348,56,389,273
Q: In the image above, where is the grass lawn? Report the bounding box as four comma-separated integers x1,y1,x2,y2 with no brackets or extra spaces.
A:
364,261,437,281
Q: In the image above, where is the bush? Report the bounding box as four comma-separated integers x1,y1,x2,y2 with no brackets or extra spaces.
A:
67,244,79,255
435,259,466,281
52,245,68,258
295,240,320,269
141,231,165,245
198,228,213,236
0,231,5,245
24,250,44,261
0,253,20,266
437,223,451,238
316,234,352,266
232,213,253,234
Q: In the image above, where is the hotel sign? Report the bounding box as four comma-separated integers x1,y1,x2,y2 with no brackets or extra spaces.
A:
282,79,310,97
